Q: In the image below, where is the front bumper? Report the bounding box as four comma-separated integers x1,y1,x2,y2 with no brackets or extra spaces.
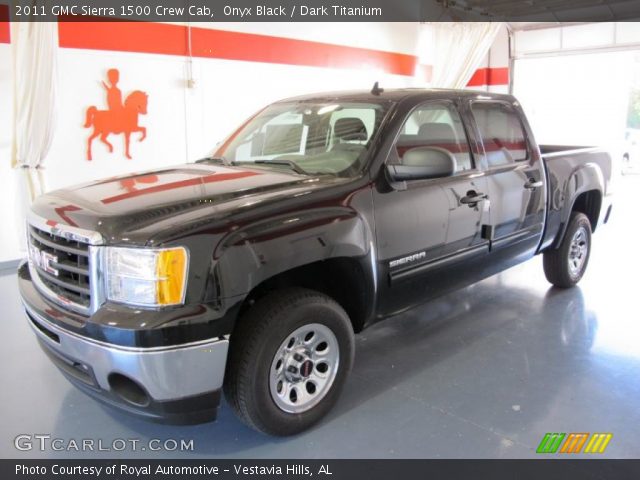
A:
19,262,229,425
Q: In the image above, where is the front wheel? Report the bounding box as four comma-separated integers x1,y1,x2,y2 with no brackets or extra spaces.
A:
543,212,592,288
224,288,354,436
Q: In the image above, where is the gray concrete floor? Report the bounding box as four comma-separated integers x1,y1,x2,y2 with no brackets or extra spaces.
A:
2,176,639,459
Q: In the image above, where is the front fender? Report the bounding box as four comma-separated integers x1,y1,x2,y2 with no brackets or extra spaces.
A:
212,207,373,299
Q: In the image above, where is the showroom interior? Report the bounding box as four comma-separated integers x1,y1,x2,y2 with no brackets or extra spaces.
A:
1,3,640,458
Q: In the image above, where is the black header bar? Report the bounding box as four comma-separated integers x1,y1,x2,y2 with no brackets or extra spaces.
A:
3,0,640,22
2,459,640,480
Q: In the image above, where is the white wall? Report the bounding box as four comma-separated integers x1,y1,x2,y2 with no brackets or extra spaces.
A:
45,49,190,190
0,42,21,263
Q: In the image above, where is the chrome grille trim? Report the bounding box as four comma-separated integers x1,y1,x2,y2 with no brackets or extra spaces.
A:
27,212,105,316
27,210,105,246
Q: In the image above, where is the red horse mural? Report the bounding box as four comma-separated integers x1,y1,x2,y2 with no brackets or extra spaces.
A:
84,68,148,160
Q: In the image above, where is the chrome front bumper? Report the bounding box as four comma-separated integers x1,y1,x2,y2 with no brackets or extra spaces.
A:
23,301,229,424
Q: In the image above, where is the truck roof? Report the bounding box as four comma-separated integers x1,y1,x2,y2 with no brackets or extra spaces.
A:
275,88,516,104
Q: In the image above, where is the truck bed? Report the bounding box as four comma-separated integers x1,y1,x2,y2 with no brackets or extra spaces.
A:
539,144,613,250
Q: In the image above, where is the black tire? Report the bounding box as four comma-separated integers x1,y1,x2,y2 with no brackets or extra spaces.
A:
223,288,355,436
543,212,592,288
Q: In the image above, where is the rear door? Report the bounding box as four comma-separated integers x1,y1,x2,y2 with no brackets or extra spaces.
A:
467,100,546,260
374,99,491,316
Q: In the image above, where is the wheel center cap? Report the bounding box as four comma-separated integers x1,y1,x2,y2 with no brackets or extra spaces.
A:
300,359,314,378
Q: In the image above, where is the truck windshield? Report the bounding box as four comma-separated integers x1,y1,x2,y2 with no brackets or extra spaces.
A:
214,101,390,177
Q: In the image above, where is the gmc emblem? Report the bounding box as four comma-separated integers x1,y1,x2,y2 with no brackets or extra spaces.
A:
29,244,59,277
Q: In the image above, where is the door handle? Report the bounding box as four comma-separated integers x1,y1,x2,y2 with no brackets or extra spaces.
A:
525,178,543,189
460,191,488,206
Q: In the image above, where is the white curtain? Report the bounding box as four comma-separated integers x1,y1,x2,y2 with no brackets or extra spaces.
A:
429,22,503,89
11,21,58,199
10,21,58,257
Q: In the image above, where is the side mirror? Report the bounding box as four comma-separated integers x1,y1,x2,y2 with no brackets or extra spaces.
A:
386,146,456,181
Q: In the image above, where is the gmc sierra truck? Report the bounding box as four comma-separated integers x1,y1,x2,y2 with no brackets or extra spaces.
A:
18,89,613,436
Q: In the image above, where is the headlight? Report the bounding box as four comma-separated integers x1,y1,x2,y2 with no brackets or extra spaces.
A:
105,247,188,307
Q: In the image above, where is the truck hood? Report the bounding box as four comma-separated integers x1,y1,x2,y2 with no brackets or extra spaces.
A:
31,163,339,245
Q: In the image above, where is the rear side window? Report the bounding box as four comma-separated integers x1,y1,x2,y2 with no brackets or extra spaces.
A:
395,103,473,172
471,103,528,166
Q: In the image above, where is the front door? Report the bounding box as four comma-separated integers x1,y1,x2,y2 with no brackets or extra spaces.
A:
374,100,490,317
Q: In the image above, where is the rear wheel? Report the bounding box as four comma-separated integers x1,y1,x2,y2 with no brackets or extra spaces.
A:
543,212,592,288
224,288,354,436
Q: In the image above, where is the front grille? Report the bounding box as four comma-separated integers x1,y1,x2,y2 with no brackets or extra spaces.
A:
28,225,92,310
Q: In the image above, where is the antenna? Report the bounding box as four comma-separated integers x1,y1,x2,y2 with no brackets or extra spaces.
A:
371,81,384,96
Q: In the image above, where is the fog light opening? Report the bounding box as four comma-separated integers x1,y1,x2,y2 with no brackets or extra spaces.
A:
108,373,151,407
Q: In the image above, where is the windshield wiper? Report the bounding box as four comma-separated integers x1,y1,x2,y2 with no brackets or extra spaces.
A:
250,159,309,175
198,157,311,175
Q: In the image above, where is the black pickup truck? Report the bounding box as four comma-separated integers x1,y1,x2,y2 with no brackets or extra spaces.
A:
18,89,613,436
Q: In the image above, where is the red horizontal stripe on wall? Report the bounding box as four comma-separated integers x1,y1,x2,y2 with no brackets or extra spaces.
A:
191,28,418,76
58,21,419,77
0,4,10,44
467,67,509,87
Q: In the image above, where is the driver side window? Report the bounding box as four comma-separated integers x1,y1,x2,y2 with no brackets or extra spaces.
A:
395,103,474,172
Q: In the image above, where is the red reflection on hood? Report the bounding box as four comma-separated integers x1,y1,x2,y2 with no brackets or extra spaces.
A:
120,174,159,193
54,205,82,227
101,171,261,205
